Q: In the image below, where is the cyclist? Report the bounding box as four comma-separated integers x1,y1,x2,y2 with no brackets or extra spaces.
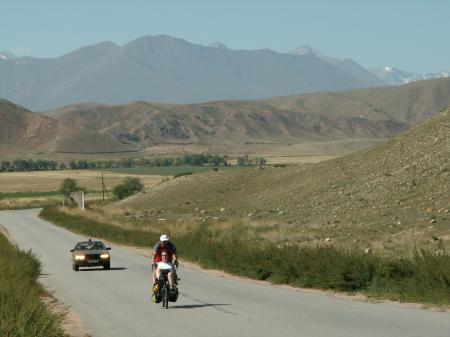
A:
152,234,178,287
156,250,176,289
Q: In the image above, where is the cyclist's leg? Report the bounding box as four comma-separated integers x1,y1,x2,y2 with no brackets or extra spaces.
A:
152,267,157,285
168,271,175,288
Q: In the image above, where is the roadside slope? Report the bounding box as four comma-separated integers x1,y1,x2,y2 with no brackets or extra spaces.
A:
116,108,450,252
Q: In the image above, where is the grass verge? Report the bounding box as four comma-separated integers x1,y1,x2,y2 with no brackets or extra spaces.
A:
0,199,59,211
0,233,65,337
0,191,59,199
40,206,450,306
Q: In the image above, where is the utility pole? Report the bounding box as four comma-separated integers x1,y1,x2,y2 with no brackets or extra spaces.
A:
101,172,110,202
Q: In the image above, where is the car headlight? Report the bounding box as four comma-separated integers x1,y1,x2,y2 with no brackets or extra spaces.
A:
100,253,110,259
75,255,85,260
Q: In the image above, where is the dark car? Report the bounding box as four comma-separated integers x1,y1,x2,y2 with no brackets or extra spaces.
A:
70,240,111,271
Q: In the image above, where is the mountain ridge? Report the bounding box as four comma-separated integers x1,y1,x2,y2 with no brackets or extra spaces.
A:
0,35,384,111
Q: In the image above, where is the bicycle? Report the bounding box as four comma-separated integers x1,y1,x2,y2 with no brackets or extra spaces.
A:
159,268,170,309
156,264,179,309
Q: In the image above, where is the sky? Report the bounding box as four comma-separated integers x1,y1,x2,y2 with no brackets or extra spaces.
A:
1,0,449,73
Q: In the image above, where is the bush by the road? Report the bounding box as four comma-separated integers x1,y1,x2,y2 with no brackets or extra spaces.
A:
112,177,144,200
0,233,64,337
40,206,450,306
58,178,86,198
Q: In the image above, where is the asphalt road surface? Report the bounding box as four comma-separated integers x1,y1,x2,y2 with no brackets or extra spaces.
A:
1,209,449,337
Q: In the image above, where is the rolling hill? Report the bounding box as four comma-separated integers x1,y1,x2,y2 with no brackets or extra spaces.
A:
0,100,135,156
0,99,60,151
2,78,450,156
44,78,450,146
265,77,450,124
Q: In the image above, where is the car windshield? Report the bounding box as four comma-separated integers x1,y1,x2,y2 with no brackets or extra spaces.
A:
75,241,106,250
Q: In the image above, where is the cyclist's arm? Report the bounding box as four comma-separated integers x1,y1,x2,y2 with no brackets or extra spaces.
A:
172,252,178,267
152,243,159,268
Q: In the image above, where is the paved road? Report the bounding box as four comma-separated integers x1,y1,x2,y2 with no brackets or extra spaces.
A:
1,209,449,337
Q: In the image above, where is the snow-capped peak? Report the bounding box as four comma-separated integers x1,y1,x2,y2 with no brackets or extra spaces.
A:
0,51,14,60
289,45,317,56
209,41,228,49
370,65,450,85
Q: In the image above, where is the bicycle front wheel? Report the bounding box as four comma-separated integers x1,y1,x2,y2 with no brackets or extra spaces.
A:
162,284,169,309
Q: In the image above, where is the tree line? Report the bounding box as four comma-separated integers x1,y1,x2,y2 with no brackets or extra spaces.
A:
0,154,229,172
1,154,267,172
0,159,58,172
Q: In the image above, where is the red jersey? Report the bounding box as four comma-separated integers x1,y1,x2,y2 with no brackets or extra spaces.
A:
153,241,176,262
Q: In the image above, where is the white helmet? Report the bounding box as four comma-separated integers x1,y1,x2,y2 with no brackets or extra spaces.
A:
160,234,170,242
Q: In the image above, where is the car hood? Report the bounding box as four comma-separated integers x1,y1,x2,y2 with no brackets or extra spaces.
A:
74,249,109,254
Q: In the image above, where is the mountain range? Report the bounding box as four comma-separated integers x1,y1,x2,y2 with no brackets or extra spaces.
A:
1,77,450,155
291,44,450,86
0,35,384,111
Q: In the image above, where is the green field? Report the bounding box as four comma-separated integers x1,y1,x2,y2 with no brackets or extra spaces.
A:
0,191,59,199
104,165,245,176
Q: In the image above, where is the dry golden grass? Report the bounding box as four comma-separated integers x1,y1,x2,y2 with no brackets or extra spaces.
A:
264,155,338,164
0,170,164,193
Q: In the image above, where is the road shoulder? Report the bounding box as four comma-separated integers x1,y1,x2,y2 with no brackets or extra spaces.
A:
111,241,450,313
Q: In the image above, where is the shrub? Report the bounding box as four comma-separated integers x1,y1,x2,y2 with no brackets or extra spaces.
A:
173,171,194,178
112,184,130,200
112,177,143,200
58,178,78,196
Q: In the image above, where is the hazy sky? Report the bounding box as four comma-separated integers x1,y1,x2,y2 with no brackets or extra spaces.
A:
1,0,449,73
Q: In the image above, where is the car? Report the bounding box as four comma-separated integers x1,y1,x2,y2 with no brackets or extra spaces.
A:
70,239,111,271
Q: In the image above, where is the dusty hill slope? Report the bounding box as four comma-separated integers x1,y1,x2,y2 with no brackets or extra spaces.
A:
265,77,450,124
44,78,450,146
44,100,406,145
118,107,450,252
3,78,449,155
0,99,135,155
0,99,60,150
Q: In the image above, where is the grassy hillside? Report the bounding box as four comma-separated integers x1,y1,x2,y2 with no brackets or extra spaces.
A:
115,108,450,254
0,233,65,337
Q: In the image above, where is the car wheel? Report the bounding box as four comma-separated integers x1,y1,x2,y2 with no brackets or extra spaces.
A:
104,262,110,270
74,264,79,271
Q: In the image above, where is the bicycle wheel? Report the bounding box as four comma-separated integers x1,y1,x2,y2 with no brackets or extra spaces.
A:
162,282,169,309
